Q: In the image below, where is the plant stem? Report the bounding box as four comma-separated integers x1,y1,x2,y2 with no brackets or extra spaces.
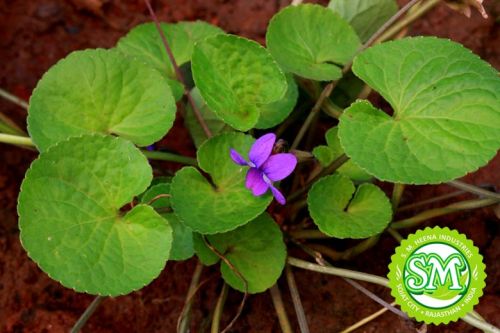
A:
0,88,29,110
288,257,389,287
363,0,423,50
0,133,35,147
269,284,293,333
211,283,229,333
391,198,499,229
0,112,26,135
386,227,404,242
375,0,441,44
285,266,310,333
447,180,500,201
70,296,105,333
143,0,212,139
178,261,204,333
391,183,405,211
290,229,329,240
462,313,500,333
398,190,465,212
142,150,197,166
339,303,395,333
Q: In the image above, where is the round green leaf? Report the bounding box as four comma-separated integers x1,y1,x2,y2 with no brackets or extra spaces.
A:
266,4,361,81
191,34,287,131
117,21,224,100
339,37,500,184
140,183,195,261
312,127,372,182
308,174,392,239
171,132,272,234
28,49,176,152
255,74,299,129
18,135,172,295
194,214,286,293
328,0,397,42
185,88,232,148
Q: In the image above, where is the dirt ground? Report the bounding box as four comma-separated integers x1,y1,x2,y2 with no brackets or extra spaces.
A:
0,0,499,332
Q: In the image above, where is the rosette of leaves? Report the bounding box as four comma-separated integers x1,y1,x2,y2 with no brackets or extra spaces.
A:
192,214,286,293
171,132,273,234
339,37,500,184
18,135,173,296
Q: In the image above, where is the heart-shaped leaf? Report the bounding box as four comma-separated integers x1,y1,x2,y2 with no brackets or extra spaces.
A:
171,132,272,234
117,21,224,100
255,74,299,129
140,183,195,261
191,34,287,131
28,49,176,152
192,214,286,293
185,88,233,148
266,4,361,81
328,0,397,42
18,135,172,295
339,37,500,184
308,174,392,239
313,127,372,182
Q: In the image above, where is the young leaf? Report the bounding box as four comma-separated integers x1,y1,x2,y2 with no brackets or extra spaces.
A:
117,21,224,100
192,214,286,294
328,0,398,42
171,132,272,234
18,135,172,296
313,127,372,182
266,4,361,81
339,37,500,184
191,34,287,131
308,174,392,239
28,49,176,152
255,74,299,129
140,183,195,261
184,88,232,148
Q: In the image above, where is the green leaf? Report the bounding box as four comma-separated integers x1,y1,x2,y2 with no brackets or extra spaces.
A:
18,135,172,296
328,0,398,42
255,74,299,129
193,214,286,293
171,132,272,234
191,34,287,131
28,49,176,152
313,127,372,182
117,21,224,100
339,37,500,184
140,183,195,261
308,174,392,239
266,4,361,81
184,88,232,148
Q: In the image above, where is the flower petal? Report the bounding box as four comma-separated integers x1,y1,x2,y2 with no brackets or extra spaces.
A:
261,153,297,181
249,133,276,167
246,168,269,196
230,148,248,166
270,184,286,205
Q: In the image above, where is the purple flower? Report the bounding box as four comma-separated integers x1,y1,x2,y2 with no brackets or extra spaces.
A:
230,133,297,205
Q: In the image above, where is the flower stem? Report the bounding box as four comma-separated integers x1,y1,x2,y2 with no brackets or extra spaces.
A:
70,296,105,333
142,150,197,166
269,284,294,333
447,180,500,200
0,133,35,147
211,283,229,333
177,261,204,333
391,198,499,229
391,183,405,211
285,266,310,333
0,88,28,110
397,190,465,212
288,257,389,287
142,0,212,139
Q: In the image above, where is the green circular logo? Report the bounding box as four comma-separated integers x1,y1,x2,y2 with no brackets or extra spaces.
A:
388,227,486,324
